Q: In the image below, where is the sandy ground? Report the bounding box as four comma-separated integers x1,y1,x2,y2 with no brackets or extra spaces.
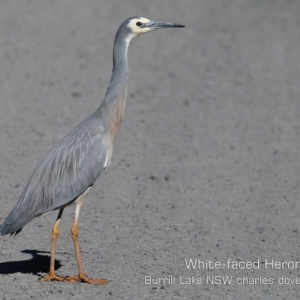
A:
0,0,300,299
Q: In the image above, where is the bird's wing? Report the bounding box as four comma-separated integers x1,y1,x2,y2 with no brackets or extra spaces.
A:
0,116,108,235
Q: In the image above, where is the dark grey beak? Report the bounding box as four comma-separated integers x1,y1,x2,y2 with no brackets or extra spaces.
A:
143,21,185,29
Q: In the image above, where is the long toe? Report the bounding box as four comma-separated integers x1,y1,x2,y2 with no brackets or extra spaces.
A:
40,273,64,282
64,275,80,283
81,276,107,285
64,275,107,285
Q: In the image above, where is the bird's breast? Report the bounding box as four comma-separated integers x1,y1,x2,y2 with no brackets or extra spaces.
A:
100,133,113,171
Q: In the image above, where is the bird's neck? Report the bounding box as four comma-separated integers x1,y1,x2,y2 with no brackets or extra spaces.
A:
95,36,130,141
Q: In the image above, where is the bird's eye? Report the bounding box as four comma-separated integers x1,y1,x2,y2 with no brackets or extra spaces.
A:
136,22,142,27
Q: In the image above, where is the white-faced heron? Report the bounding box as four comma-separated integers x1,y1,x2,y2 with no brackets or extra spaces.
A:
0,17,184,284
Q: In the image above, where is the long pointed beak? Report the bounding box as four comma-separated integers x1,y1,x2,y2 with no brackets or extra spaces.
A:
143,21,185,29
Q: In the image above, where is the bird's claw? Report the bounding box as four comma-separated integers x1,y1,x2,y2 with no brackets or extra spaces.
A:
64,275,107,285
40,273,64,282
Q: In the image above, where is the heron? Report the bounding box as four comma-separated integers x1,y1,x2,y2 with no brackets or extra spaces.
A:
0,17,184,284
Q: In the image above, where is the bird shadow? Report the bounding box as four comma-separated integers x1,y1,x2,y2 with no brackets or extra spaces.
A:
0,249,62,276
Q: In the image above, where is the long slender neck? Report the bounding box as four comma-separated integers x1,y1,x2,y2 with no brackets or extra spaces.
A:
95,32,130,141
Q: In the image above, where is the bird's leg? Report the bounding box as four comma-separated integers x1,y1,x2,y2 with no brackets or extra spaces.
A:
64,201,107,285
40,208,65,282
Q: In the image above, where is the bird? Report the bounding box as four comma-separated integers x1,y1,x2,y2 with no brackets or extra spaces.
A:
0,16,184,284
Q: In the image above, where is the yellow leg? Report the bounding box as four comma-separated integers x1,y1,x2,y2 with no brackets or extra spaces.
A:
65,201,107,285
40,208,64,282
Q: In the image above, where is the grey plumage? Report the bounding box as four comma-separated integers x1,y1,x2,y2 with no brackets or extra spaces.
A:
0,16,184,283
1,116,107,235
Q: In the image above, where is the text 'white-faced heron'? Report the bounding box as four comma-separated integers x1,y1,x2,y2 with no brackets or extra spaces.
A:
0,17,184,284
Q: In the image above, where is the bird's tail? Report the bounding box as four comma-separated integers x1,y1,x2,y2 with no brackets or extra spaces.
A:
0,198,34,236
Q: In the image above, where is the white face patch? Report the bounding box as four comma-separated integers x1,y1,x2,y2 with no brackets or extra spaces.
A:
126,17,152,36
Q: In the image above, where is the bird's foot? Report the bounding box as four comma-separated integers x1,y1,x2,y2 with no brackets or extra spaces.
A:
64,274,107,285
40,273,64,282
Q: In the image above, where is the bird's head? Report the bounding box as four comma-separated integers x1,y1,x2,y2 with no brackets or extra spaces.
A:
119,17,185,40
